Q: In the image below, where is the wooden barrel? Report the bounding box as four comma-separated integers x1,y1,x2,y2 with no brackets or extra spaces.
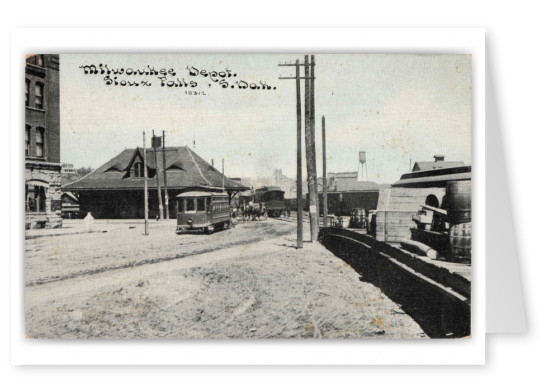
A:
449,222,471,264
446,180,471,224
358,209,365,226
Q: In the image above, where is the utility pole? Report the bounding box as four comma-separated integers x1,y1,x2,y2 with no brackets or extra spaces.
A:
152,130,163,221
322,115,328,227
310,55,319,237
162,131,169,219
295,60,303,249
143,131,149,235
304,55,319,241
278,58,314,249
222,158,225,191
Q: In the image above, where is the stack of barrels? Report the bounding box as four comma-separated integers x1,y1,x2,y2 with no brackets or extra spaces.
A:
349,208,366,228
445,181,472,264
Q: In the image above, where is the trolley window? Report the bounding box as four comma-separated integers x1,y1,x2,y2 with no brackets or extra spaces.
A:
185,198,196,212
197,198,206,212
178,199,185,212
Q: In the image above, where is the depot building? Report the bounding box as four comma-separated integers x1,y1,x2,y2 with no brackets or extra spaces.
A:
62,146,248,219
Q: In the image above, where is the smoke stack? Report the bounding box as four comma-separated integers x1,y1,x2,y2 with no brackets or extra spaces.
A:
434,154,445,162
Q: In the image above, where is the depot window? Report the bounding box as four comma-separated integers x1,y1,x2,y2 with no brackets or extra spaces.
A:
132,162,144,177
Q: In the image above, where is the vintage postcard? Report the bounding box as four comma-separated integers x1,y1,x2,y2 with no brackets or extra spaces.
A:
24,53,472,340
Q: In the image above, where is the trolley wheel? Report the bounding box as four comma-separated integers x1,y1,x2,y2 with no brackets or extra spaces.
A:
204,225,215,234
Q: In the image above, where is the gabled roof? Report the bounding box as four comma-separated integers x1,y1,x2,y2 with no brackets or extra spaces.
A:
63,146,249,192
412,161,465,172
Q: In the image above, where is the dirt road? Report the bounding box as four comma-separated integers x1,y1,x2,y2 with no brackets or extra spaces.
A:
25,219,427,339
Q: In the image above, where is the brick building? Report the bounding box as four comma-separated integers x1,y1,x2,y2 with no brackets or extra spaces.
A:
25,54,62,229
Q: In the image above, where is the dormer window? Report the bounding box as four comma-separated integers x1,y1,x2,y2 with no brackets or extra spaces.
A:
132,162,144,177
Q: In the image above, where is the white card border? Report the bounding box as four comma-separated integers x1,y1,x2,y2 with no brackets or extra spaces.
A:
10,27,485,365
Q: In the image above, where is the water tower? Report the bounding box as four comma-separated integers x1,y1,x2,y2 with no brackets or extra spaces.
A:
358,151,368,181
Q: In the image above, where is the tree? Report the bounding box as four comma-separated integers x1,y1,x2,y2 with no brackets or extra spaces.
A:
76,166,93,176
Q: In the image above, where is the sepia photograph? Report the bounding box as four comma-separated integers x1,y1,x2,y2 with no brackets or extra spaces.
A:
24,53,472,340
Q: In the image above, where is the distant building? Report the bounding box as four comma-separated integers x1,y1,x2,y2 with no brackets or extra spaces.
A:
412,155,465,172
61,163,77,174
25,54,62,229
272,169,297,198
63,146,248,219
326,171,379,192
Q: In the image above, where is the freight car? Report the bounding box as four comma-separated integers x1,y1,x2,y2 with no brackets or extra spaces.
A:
254,186,286,217
176,191,231,234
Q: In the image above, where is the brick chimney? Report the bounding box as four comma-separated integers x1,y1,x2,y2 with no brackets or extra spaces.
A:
434,154,445,162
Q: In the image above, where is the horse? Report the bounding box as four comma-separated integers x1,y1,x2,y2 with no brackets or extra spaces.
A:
242,204,254,221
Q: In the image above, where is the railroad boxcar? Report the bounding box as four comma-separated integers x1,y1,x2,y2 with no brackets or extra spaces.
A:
176,191,231,234
254,186,286,217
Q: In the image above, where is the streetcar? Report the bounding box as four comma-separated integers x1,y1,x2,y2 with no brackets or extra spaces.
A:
176,191,231,234
254,186,286,217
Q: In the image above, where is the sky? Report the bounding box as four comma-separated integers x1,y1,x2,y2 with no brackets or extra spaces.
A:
60,54,471,184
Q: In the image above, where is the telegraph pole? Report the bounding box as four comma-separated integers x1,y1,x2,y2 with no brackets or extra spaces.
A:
322,115,328,227
143,131,149,235
162,131,169,219
278,59,315,249
152,130,163,220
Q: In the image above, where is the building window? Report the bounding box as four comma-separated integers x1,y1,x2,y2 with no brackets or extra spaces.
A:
132,162,144,177
25,79,30,107
26,185,46,213
36,127,44,157
25,125,30,156
35,83,44,109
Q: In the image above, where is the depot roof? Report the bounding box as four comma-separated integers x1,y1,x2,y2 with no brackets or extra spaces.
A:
63,146,249,192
